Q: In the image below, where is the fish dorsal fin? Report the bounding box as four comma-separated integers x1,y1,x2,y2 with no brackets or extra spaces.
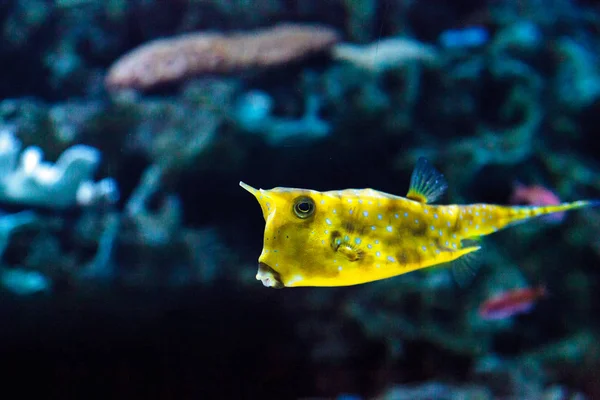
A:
406,157,448,203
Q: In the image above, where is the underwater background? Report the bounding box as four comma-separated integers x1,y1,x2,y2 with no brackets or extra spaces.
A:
1,0,600,398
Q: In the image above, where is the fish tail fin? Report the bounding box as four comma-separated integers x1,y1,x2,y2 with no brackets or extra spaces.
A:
523,199,599,221
580,199,600,208
484,200,599,232
547,199,600,212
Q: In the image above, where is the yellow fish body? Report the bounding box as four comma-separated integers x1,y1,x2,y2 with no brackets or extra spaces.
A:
241,158,598,288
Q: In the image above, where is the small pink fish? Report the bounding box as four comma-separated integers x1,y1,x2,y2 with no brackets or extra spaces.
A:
510,182,565,222
479,285,547,320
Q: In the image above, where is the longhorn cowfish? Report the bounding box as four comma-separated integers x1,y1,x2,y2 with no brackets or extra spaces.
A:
240,157,599,288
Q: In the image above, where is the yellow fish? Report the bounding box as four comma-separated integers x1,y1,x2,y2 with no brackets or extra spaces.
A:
240,157,598,288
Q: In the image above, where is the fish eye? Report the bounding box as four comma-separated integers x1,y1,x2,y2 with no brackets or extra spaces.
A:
293,196,315,219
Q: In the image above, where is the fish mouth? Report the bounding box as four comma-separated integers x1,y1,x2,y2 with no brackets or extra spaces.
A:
256,262,284,289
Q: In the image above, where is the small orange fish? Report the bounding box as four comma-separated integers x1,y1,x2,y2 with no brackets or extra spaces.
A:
479,286,547,320
241,157,599,288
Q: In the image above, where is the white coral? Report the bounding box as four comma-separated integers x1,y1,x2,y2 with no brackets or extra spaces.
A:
332,37,439,73
0,128,118,208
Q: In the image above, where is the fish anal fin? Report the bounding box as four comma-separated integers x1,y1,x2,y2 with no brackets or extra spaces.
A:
450,245,482,288
406,157,448,204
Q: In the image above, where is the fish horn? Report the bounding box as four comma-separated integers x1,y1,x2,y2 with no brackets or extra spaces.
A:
239,181,259,195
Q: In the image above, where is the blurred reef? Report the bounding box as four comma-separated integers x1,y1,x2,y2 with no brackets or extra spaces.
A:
1,0,600,398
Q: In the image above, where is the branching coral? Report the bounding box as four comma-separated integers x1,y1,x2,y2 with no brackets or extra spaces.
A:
394,24,544,201
553,37,600,111
234,72,330,145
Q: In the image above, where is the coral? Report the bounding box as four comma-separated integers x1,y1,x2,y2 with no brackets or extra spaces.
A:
234,72,330,145
322,64,391,121
341,270,491,357
439,26,490,49
321,56,426,139
108,163,234,288
118,80,230,172
341,0,376,43
0,211,38,258
47,100,107,146
0,98,102,156
0,210,42,295
235,89,330,145
472,355,546,399
0,267,50,296
2,0,52,48
516,330,600,398
376,382,492,400
553,37,600,110
489,21,542,56
76,211,120,281
0,128,118,208
124,164,181,248
394,22,545,201
376,377,589,400
105,23,341,90
332,37,439,73
520,330,600,377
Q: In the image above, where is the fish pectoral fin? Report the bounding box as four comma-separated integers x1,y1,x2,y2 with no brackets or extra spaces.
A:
406,157,448,203
336,243,363,262
450,245,482,288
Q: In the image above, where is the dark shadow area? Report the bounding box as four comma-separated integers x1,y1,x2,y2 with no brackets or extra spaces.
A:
0,285,313,399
